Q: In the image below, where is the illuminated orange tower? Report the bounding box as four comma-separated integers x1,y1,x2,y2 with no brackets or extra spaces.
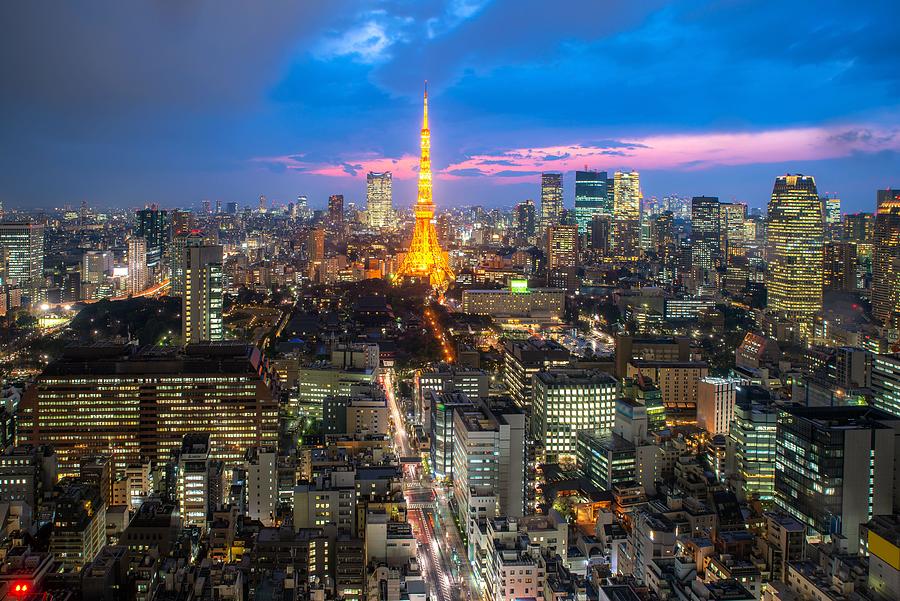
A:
396,82,454,290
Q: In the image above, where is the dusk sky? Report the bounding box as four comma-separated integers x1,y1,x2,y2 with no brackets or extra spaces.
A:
2,0,899,212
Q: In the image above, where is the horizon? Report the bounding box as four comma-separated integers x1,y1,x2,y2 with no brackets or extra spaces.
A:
2,1,898,212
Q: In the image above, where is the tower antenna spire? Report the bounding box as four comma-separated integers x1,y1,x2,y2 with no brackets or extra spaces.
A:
423,80,429,129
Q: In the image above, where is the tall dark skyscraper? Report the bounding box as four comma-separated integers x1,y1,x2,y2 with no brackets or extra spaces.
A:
540,173,563,230
872,195,900,326
515,200,536,240
135,208,169,270
877,188,900,208
574,170,611,234
691,196,721,270
328,194,344,225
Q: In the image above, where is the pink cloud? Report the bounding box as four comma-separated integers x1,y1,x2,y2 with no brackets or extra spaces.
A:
253,124,899,183
253,152,420,179
442,125,900,181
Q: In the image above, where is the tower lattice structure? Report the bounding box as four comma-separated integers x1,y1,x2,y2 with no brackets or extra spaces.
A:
396,83,454,291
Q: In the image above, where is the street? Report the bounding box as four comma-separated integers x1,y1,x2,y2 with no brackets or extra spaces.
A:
382,367,482,601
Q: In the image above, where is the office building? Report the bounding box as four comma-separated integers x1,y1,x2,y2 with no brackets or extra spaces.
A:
182,244,224,343
728,397,777,501
774,405,899,552
766,174,824,339
245,446,278,526
307,228,325,263
126,236,148,295
612,170,641,258
415,363,487,430
82,250,113,285
502,339,570,409
872,353,900,419
574,170,611,233
872,197,900,325
823,240,857,292
49,481,107,571
18,343,278,477
0,445,57,509
177,433,213,532
546,224,578,269
625,360,708,423
540,172,563,230
461,283,565,321
0,222,44,292
451,400,526,528
170,231,203,297
328,194,344,225
720,202,747,258
697,377,737,436
366,171,393,229
591,213,612,253
515,200,537,240
691,196,721,270
576,430,635,492
170,209,195,236
531,370,618,463
430,392,474,480
135,208,169,269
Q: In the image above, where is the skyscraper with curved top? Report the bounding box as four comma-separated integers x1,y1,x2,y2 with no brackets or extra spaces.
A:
766,174,824,339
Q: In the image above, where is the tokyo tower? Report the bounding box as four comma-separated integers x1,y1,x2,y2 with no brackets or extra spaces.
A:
396,83,455,291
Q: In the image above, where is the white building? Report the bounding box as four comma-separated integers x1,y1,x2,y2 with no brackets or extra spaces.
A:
245,446,277,525
451,400,526,537
532,370,618,463
697,377,738,435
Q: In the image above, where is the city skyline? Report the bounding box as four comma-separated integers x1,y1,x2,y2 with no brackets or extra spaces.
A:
2,1,899,211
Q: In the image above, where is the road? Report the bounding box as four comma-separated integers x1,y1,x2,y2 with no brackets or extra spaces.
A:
382,367,481,601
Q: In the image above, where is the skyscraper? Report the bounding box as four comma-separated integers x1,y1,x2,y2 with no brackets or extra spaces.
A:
515,200,537,240
126,236,148,295
877,188,900,208
591,214,612,254
170,231,204,297
691,196,721,270
135,208,169,270
366,171,393,229
182,244,224,344
719,202,747,259
328,194,344,225
872,196,900,325
540,173,563,230
545,224,578,270
612,170,641,258
766,175,824,339
0,222,44,293
574,170,610,234
823,241,857,292
823,195,841,239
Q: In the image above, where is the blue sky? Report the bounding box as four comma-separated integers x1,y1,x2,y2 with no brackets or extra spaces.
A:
1,0,898,212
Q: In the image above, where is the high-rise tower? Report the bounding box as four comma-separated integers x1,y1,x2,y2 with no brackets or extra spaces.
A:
872,193,900,326
766,174,824,339
612,170,641,258
574,170,611,234
540,173,564,230
367,171,393,228
396,83,454,291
